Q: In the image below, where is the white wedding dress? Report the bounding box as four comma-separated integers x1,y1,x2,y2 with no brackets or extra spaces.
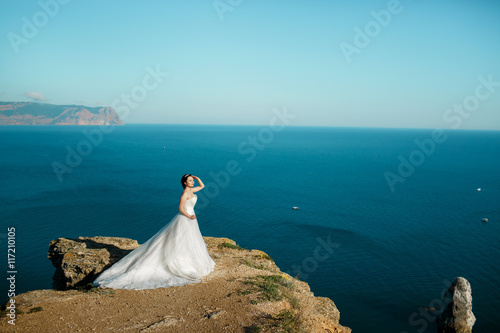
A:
93,195,215,289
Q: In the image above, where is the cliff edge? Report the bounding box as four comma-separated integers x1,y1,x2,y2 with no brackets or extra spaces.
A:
1,236,351,332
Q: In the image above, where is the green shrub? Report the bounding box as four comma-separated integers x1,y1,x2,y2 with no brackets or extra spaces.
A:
244,324,263,333
218,242,245,250
28,307,43,314
241,258,269,271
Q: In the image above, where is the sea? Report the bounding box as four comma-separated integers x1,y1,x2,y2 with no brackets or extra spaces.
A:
1,124,499,332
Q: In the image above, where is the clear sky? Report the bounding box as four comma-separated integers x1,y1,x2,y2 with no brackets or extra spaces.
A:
1,0,499,129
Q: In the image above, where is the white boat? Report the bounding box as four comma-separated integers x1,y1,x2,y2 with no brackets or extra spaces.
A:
481,218,488,223
292,207,299,210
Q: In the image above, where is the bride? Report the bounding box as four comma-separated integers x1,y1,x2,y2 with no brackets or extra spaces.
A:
93,174,215,289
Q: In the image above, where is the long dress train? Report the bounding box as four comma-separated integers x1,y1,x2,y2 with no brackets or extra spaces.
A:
93,195,215,289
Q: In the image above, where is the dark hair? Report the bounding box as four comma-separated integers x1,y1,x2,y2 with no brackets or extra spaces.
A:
180,173,192,188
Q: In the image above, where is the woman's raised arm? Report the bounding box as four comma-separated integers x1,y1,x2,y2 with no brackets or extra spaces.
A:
191,175,205,193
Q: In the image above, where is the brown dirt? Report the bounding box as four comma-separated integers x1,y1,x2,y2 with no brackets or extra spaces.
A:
1,237,350,333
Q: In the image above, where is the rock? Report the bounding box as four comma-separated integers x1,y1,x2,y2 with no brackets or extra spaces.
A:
437,277,476,333
0,101,124,125
48,236,139,290
140,316,184,332
204,310,226,319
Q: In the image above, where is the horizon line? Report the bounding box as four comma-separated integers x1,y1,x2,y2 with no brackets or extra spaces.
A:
122,123,500,132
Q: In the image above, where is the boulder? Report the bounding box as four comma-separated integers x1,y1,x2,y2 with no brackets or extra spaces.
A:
437,277,476,333
48,236,139,290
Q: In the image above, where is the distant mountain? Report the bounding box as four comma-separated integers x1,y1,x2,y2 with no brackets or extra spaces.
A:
0,102,124,125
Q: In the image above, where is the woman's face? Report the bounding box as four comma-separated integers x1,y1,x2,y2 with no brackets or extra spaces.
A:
185,176,194,188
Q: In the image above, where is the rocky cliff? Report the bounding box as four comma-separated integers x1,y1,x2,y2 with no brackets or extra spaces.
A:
1,236,351,332
437,277,476,333
0,102,123,125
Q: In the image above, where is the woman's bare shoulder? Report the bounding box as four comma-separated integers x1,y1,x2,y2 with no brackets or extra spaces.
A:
180,189,192,199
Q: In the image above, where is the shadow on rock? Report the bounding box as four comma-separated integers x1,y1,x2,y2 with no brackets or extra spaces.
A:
48,236,139,290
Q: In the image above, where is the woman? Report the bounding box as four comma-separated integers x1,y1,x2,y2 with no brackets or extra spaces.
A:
93,174,215,289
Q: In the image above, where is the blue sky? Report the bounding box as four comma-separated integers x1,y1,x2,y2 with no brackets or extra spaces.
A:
1,0,499,129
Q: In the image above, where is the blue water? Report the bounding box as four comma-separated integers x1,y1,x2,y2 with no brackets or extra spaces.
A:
1,125,499,332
